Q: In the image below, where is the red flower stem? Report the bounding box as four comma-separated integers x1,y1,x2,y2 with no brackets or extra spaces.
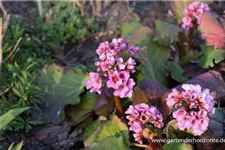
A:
187,27,194,51
114,96,124,117
187,20,196,52
148,139,157,150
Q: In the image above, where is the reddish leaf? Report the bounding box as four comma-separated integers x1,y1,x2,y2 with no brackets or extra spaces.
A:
199,11,225,49
133,86,148,105
197,127,225,150
183,64,202,78
135,78,170,119
94,87,113,110
94,87,114,117
175,70,225,99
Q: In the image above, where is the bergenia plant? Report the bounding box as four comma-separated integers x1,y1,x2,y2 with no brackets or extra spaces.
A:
182,1,210,30
182,1,210,50
82,1,225,149
166,84,215,136
85,38,140,115
125,103,164,144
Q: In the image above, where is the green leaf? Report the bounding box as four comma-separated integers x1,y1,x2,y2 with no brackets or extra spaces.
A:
87,136,130,150
121,22,154,45
83,118,102,140
153,19,182,46
84,115,130,148
8,141,23,150
200,46,225,68
136,40,170,87
36,64,88,124
163,143,192,150
166,61,188,82
67,92,98,124
0,107,30,130
120,23,169,87
170,0,212,23
121,22,142,37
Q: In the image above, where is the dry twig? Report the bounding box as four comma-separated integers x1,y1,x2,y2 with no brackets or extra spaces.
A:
4,37,22,62
0,3,10,71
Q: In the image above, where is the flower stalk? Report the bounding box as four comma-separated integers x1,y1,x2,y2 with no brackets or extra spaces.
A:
114,96,124,117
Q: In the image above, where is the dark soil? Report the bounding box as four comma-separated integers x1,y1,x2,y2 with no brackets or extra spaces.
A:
0,131,52,150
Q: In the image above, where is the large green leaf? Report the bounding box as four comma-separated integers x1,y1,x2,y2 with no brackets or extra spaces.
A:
36,64,88,124
66,92,97,125
153,19,182,46
120,22,169,87
84,115,130,148
121,22,142,37
199,46,225,68
166,61,188,82
0,107,29,130
170,0,212,23
136,40,170,87
83,118,102,140
121,22,154,44
163,143,192,150
87,136,130,150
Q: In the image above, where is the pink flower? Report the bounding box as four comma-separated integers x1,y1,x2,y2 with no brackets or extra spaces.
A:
126,57,136,73
111,38,128,52
182,2,210,30
182,16,192,25
86,37,139,98
177,122,186,131
113,83,129,98
127,78,135,89
128,46,140,55
125,105,140,118
182,84,201,93
140,113,150,124
106,53,115,65
125,90,133,98
97,61,108,72
192,117,209,136
119,71,130,82
172,108,187,122
125,103,164,144
134,103,149,112
129,121,142,133
85,72,103,94
197,110,207,117
116,57,126,70
183,115,194,129
190,93,199,101
96,41,110,57
167,84,215,136
195,9,204,19
125,105,135,114
166,89,181,107
154,121,164,129
106,71,122,89
182,91,191,99
190,111,197,117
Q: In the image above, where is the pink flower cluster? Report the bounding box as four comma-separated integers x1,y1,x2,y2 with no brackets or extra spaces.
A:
182,1,210,30
125,103,164,144
85,38,140,98
166,84,215,136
